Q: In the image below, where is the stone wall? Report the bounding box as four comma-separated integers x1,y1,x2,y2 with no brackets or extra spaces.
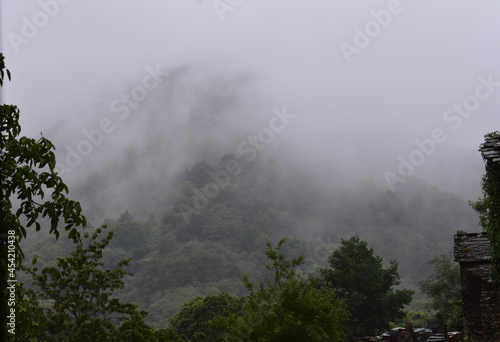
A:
454,231,500,340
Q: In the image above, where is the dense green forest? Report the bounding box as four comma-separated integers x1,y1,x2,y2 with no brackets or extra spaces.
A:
19,151,479,330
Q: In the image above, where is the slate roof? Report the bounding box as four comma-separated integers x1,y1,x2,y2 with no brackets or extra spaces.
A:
479,136,500,163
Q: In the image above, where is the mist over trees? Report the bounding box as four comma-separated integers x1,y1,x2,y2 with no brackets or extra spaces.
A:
3,0,499,339
16,148,479,334
1,51,486,340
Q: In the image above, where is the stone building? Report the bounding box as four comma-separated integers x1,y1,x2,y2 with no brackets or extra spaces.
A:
454,231,500,340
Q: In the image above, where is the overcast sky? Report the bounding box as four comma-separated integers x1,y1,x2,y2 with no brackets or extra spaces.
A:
1,0,500,201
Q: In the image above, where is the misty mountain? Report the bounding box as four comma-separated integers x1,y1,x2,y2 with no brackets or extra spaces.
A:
42,63,485,221
43,64,282,217
21,148,479,327
5,2,500,338
100,153,479,327
24,63,482,328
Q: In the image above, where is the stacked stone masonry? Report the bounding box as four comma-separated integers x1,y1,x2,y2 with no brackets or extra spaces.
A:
454,231,500,340
479,137,500,162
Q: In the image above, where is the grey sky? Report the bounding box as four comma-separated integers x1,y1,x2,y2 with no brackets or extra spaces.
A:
2,0,499,202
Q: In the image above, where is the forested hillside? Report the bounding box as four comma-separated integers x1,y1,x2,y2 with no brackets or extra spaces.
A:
20,150,479,328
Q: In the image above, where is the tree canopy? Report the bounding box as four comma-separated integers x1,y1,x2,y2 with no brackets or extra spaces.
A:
1,52,87,341
216,237,349,342
19,227,179,341
169,292,242,341
419,254,462,330
321,235,414,338
0,53,86,244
